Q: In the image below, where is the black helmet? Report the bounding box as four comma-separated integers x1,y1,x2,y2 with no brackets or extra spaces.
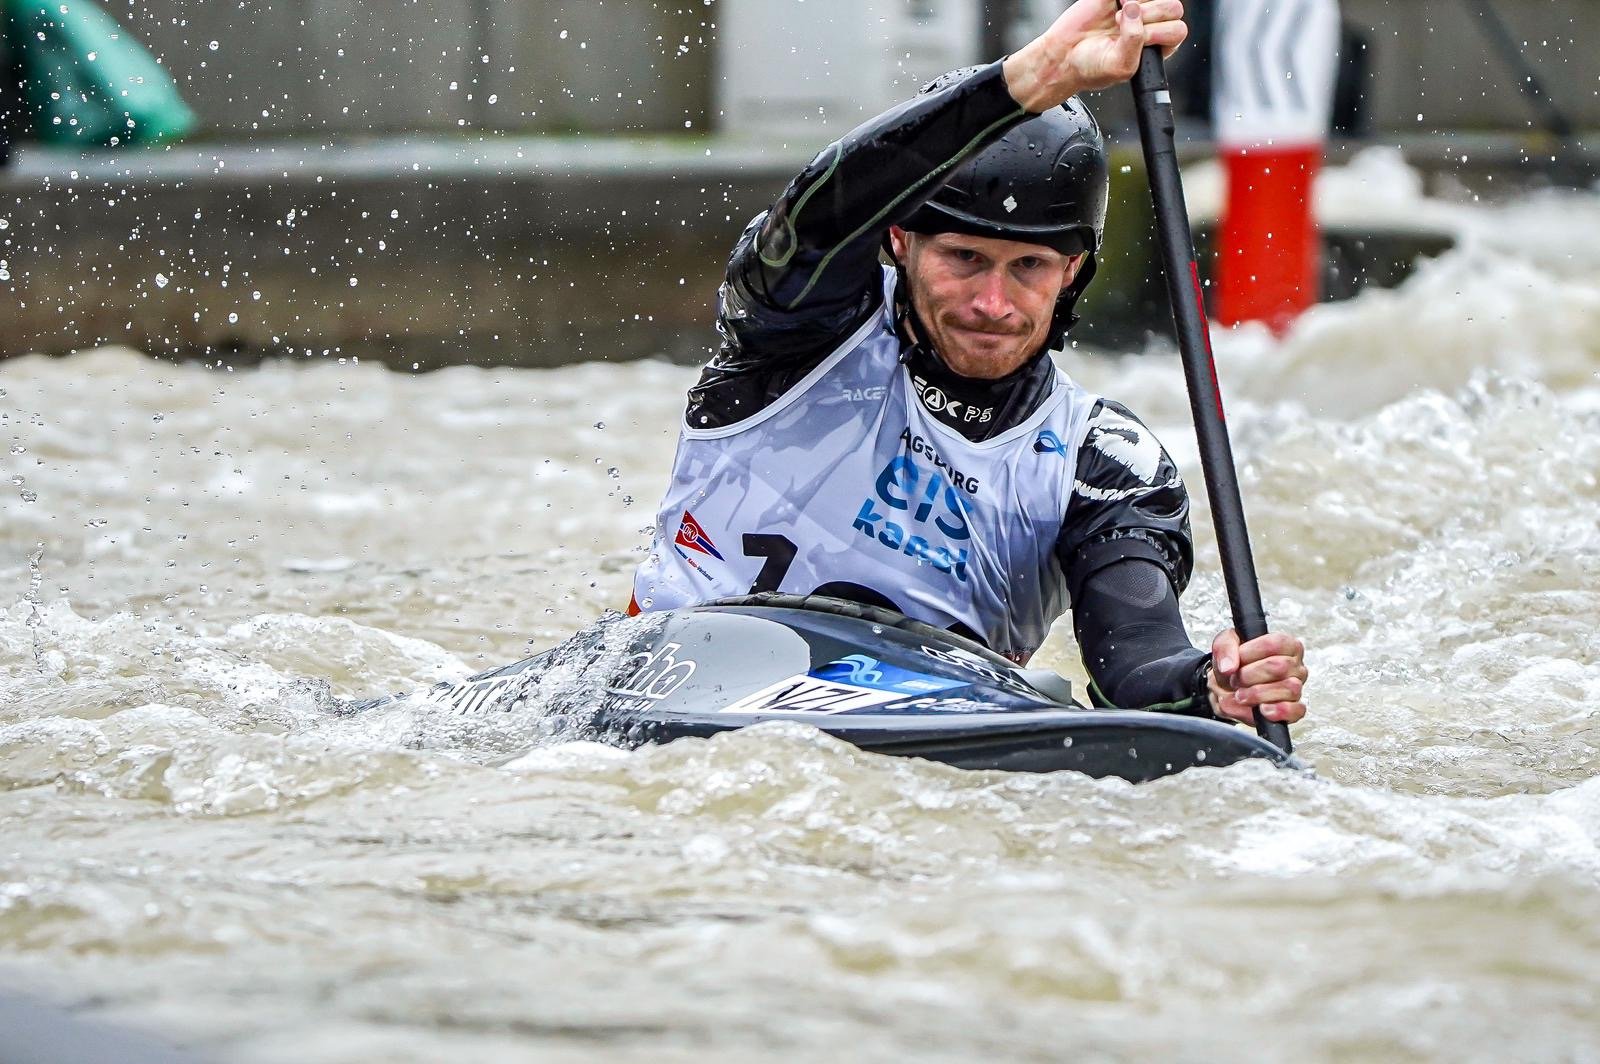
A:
898,67,1110,346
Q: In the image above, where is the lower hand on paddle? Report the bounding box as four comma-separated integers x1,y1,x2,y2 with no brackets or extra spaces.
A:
1003,0,1189,111
1207,630,1308,726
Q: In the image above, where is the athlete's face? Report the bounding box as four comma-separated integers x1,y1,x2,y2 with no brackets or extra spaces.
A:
890,228,1086,380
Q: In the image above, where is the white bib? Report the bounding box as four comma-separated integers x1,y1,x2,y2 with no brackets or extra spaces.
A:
634,268,1100,661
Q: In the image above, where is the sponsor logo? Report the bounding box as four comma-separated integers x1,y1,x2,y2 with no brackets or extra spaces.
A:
852,450,974,582
1073,405,1183,502
920,645,1040,694
721,675,903,715
1085,405,1163,483
673,510,723,581
812,654,964,694
1034,429,1070,457
878,695,1016,714
609,642,697,701
912,376,993,425
841,385,888,403
674,510,723,559
436,675,523,716
898,429,980,495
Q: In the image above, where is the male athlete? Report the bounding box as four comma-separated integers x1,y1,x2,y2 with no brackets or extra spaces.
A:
632,0,1307,726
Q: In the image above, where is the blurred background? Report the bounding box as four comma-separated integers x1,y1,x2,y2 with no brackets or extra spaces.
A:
0,0,1594,365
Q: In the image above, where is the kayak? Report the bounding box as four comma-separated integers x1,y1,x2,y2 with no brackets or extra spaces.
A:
384,594,1302,783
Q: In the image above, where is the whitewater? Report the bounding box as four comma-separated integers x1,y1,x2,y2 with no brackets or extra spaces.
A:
1,184,1598,1062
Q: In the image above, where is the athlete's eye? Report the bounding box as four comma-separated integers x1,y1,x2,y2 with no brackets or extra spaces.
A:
951,247,981,264
1015,256,1044,271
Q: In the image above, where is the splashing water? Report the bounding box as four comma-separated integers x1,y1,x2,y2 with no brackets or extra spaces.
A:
1,190,1599,1061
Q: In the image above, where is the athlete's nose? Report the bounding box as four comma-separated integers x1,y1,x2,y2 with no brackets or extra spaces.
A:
971,267,1014,322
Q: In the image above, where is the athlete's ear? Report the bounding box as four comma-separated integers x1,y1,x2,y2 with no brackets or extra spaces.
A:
1060,252,1087,288
887,225,911,264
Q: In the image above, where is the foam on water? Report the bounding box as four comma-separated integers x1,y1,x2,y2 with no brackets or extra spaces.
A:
2,183,1599,1060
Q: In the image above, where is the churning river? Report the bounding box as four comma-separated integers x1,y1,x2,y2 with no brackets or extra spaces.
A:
3,186,1599,1062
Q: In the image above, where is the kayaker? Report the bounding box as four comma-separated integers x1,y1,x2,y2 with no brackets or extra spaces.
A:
632,0,1307,727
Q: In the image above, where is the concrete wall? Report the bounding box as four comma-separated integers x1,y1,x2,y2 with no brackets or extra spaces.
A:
0,137,809,366
716,0,981,140
1340,0,1599,133
0,0,1592,368
116,0,713,135
0,133,1477,365
94,0,1600,140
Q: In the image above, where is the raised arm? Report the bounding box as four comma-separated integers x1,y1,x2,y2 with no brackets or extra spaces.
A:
732,0,1189,335
720,62,1033,365
691,1,1190,429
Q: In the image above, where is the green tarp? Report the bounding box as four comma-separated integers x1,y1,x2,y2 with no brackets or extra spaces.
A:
6,0,195,147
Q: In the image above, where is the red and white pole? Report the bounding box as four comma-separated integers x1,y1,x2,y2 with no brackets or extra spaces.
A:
1211,0,1341,335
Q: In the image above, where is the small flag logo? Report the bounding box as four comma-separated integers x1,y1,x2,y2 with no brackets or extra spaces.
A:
673,510,724,560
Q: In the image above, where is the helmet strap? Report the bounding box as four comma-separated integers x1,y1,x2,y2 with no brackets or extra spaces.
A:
1045,253,1098,351
889,259,939,366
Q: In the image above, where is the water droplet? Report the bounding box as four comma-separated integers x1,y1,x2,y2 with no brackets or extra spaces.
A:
154,272,169,288
208,40,219,51
606,467,620,479
9,445,23,455
593,420,606,429
227,312,239,324
10,474,23,485
19,490,36,503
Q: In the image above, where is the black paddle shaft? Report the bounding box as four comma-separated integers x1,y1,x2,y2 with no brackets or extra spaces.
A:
1127,46,1292,754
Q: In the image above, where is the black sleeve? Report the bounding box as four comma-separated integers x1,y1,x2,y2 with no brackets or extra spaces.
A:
1056,400,1211,712
686,61,1031,429
1071,558,1212,714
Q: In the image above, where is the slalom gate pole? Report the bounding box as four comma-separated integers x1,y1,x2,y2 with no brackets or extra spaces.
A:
1128,44,1292,754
